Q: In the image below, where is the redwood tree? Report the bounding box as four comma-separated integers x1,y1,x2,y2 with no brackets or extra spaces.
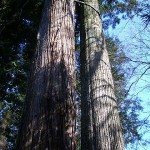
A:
17,0,76,149
80,0,124,149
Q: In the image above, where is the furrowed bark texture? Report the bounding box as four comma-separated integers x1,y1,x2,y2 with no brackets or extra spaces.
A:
17,0,76,149
80,0,124,150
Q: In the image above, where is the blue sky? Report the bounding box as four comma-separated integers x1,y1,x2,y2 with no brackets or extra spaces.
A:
107,14,150,150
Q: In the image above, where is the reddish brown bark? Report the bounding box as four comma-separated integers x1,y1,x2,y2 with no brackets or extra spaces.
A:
17,0,76,149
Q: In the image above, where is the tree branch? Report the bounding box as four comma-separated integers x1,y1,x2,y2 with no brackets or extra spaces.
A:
74,0,100,16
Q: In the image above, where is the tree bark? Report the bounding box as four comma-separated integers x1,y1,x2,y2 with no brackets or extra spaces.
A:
80,0,124,150
17,0,76,149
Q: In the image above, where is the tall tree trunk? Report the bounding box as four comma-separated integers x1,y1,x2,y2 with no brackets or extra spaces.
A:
80,0,124,150
17,0,76,149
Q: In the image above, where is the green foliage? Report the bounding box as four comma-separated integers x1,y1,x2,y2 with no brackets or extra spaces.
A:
138,1,150,27
0,0,44,149
106,37,143,145
99,0,139,29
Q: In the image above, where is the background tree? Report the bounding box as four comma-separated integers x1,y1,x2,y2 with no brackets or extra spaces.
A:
0,0,44,149
106,37,143,145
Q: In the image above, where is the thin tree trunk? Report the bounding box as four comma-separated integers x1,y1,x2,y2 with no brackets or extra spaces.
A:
17,0,76,149
80,0,124,150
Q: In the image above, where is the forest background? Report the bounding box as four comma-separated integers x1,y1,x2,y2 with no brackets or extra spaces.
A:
0,0,150,149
